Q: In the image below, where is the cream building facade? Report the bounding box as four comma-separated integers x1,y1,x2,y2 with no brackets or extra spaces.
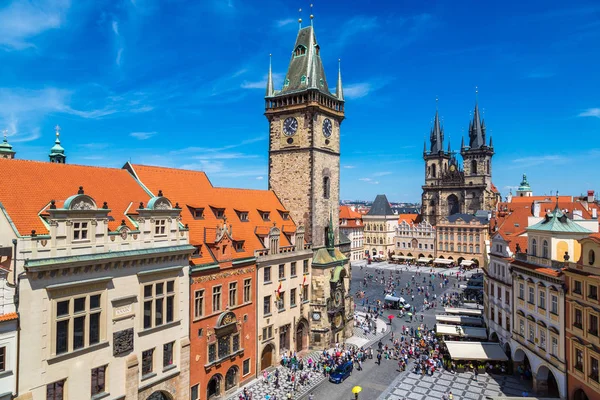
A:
339,205,364,262
435,213,489,267
0,245,17,400
256,226,313,370
363,195,398,258
394,219,436,260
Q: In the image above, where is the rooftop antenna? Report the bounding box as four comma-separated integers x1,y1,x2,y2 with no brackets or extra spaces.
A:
298,8,302,29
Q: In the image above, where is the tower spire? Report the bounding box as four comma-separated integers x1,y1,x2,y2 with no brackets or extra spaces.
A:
469,86,485,149
266,54,274,97
49,124,66,164
336,59,344,101
0,129,16,159
430,99,443,153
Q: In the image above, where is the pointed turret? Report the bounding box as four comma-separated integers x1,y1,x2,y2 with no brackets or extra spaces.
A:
279,25,329,94
430,109,444,153
489,135,493,147
423,139,427,154
335,59,344,101
266,54,274,97
326,210,335,255
0,131,16,159
460,136,465,150
469,102,486,149
49,125,66,164
447,140,451,153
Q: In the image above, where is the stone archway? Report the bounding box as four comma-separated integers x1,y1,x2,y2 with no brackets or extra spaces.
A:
296,318,309,351
207,374,222,399
573,388,590,400
536,364,560,398
447,194,459,215
261,343,275,370
147,391,173,400
225,366,239,392
513,347,532,381
489,332,499,342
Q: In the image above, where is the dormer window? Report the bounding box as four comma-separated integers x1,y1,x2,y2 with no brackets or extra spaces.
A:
234,241,244,252
319,78,324,87
193,245,202,258
261,212,271,222
341,219,347,225
294,45,307,57
236,210,249,222
283,78,290,87
211,207,225,219
301,75,306,84
192,208,204,219
73,222,88,241
278,210,289,221
155,219,166,235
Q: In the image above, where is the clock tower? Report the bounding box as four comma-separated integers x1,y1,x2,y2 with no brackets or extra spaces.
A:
265,22,344,249
266,19,352,346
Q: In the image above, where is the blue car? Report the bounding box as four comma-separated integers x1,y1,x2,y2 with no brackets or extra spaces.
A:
329,361,353,383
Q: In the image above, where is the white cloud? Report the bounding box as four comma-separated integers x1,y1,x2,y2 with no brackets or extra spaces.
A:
358,177,372,182
256,176,264,180
116,48,124,66
373,171,392,177
510,155,567,169
343,165,355,169
276,18,295,28
112,20,119,36
578,108,600,118
0,0,71,50
241,73,283,90
344,83,372,99
130,131,157,140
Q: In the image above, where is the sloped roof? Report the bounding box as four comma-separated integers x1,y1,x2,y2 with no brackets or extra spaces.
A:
128,164,296,265
527,206,592,233
398,214,418,224
0,158,151,236
445,213,488,224
366,194,394,216
339,205,362,220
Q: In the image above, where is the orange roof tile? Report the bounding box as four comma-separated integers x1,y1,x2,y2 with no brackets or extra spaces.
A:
398,214,418,224
510,259,563,277
0,312,17,322
129,164,296,265
0,159,152,235
339,205,362,220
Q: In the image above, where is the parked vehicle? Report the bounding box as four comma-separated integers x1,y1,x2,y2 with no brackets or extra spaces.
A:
329,361,353,383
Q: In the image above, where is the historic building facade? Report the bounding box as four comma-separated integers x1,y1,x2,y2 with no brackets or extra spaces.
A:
0,159,193,400
510,204,594,399
421,102,497,225
435,214,489,267
363,195,398,258
394,216,436,260
266,21,352,347
484,231,514,353
0,245,17,400
565,234,600,400
339,205,364,261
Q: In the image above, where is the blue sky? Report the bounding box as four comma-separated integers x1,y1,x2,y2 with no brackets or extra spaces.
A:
1,0,599,203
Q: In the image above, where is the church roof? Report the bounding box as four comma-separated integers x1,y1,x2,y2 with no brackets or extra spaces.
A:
527,203,592,234
429,109,444,153
277,26,329,95
366,194,394,216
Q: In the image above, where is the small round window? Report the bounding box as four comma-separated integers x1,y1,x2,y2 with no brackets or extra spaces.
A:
590,249,596,266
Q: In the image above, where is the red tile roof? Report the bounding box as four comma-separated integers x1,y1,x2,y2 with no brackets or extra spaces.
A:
129,164,297,265
340,205,363,228
398,214,418,224
510,259,563,277
0,159,152,235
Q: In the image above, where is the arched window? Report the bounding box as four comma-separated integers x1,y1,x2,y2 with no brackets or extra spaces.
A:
471,159,477,175
475,245,480,253
294,45,307,57
531,239,537,256
590,249,596,265
323,176,330,199
225,366,238,391
432,163,437,178
542,240,549,259
486,160,490,174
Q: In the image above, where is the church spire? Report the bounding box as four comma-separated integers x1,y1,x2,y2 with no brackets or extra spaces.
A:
336,59,344,101
429,99,444,153
468,87,485,149
49,125,66,164
266,54,274,97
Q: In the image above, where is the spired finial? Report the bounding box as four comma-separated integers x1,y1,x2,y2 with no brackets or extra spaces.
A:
55,124,61,139
310,3,314,25
435,96,439,112
475,86,479,103
2,129,7,142
298,8,302,29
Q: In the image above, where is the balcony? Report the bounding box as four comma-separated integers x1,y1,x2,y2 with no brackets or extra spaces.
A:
515,253,565,269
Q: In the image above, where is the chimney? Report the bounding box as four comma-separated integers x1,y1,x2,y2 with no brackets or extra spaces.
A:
533,202,541,218
588,190,595,203
573,209,583,220
593,208,598,220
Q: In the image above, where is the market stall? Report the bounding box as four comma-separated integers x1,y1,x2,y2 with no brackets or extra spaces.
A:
436,324,487,339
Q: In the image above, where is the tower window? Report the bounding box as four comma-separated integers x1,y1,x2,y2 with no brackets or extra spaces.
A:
431,164,436,178
294,45,307,57
284,78,290,87
471,159,477,175
323,176,330,199
301,75,306,84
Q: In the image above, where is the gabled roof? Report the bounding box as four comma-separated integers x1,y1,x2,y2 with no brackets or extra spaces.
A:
339,205,362,220
128,164,297,265
398,214,418,224
0,158,151,236
366,194,394,216
444,213,488,224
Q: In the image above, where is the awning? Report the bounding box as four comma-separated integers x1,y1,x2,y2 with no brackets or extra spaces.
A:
417,257,432,263
384,294,400,302
433,258,453,265
444,341,508,361
460,260,475,266
436,324,488,339
435,315,484,326
392,255,400,260
444,308,483,317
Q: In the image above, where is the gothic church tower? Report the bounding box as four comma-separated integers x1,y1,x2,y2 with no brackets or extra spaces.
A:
265,21,344,248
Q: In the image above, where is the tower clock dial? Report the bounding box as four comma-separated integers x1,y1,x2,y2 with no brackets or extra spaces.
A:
283,117,298,136
322,118,333,138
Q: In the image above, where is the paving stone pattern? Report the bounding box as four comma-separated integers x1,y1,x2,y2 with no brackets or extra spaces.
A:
379,369,529,400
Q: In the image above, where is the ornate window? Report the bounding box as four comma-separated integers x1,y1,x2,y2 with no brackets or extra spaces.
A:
154,219,166,235
194,290,204,318
542,240,549,259
143,280,175,329
55,293,103,355
73,221,89,241
531,239,537,256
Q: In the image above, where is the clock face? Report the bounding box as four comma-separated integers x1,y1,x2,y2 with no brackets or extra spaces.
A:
334,290,342,307
334,313,343,328
312,312,321,321
322,118,333,138
450,164,456,172
283,117,298,136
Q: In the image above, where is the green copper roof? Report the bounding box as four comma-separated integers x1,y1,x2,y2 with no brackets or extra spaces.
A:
0,135,15,155
330,265,347,283
527,205,591,233
517,173,531,192
276,26,329,96
312,246,346,266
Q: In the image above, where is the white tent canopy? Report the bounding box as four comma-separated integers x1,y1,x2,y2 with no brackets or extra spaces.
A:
444,308,483,317
460,260,475,266
417,257,433,263
433,258,453,265
444,341,508,361
436,324,487,339
435,315,484,326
